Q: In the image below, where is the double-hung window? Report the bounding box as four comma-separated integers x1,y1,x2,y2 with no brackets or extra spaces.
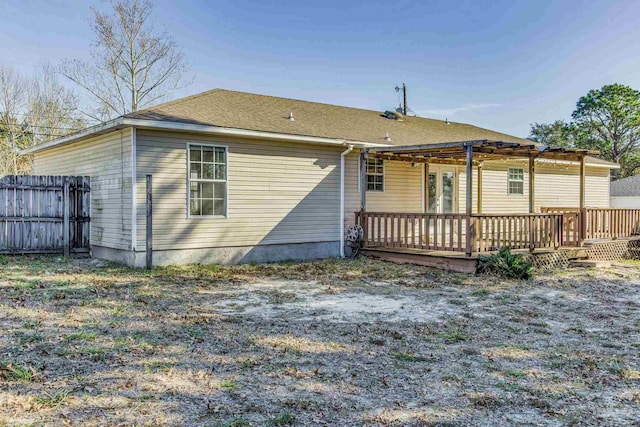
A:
188,144,227,217
366,158,384,192
508,167,524,195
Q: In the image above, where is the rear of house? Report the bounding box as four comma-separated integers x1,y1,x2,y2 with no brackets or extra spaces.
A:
24,89,617,267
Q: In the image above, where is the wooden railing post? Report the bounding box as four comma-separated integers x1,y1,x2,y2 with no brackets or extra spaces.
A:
529,215,535,252
579,208,587,245
465,215,474,257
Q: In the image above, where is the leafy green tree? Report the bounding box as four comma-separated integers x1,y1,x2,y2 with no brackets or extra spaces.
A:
528,84,640,179
571,84,640,178
528,120,576,148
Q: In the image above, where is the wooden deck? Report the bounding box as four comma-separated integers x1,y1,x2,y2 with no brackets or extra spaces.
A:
362,247,478,273
362,245,589,274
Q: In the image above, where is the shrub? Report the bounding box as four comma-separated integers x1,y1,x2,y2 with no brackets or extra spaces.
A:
477,247,533,280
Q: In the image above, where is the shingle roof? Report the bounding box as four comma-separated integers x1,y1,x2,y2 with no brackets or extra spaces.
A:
611,174,640,197
125,88,532,146
122,88,616,168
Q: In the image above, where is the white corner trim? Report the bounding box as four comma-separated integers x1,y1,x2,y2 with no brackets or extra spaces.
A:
131,127,137,251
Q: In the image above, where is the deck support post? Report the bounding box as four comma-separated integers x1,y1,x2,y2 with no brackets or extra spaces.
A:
477,162,483,214
465,144,474,257
579,155,586,245
529,155,535,214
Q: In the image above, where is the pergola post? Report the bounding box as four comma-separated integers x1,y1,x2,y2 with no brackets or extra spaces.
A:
529,155,536,214
465,144,474,257
359,149,368,212
579,155,586,245
477,162,483,214
424,161,430,213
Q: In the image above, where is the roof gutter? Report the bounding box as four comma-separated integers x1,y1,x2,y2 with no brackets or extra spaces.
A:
21,117,387,155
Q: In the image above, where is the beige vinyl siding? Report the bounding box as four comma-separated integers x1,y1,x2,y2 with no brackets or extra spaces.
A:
459,162,529,214
31,129,133,250
135,130,343,251
458,160,610,213
365,159,423,212
534,162,609,209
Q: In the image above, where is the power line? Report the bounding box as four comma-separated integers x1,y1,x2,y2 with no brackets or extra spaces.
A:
0,123,82,131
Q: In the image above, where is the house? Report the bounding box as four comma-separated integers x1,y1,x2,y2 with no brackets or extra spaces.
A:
611,175,640,208
21,89,620,268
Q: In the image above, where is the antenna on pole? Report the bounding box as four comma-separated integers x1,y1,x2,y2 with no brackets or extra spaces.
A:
395,83,407,115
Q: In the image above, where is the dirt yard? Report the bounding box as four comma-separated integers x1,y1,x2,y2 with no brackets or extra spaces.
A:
1,256,639,426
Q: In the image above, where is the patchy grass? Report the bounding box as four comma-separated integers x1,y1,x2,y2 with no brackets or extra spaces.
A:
0,255,639,426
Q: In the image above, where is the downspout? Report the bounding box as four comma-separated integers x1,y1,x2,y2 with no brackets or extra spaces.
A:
340,143,354,258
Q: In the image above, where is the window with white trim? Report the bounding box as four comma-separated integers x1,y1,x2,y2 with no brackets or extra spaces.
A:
366,158,384,191
508,167,524,195
188,145,227,217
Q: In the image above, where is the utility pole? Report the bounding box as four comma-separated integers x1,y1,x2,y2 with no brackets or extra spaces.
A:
395,83,408,115
402,83,407,115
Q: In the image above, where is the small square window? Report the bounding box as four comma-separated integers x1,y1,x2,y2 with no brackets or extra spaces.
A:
366,158,384,192
508,168,524,195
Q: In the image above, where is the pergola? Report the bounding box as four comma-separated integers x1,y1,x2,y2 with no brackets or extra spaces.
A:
360,139,599,216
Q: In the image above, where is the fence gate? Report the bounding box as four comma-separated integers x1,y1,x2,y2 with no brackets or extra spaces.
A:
0,175,90,255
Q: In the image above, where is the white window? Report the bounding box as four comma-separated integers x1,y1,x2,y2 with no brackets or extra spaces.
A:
366,158,384,192
508,167,524,195
188,144,227,217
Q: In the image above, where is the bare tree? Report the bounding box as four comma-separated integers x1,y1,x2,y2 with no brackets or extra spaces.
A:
0,65,28,174
0,64,84,176
61,0,189,121
26,65,85,145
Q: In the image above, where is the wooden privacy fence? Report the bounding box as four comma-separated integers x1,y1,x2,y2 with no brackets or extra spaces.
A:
0,175,90,255
356,211,581,255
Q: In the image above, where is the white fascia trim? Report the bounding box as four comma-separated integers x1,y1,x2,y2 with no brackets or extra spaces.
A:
21,117,385,155
131,127,137,251
20,117,126,154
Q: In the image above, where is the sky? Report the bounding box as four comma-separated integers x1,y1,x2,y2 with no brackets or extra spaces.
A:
1,0,640,138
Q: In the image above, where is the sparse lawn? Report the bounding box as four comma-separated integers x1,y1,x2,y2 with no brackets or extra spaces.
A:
1,255,640,426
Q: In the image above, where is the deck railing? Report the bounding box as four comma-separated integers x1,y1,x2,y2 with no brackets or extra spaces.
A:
583,208,640,239
473,213,569,252
355,212,469,252
355,208,639,255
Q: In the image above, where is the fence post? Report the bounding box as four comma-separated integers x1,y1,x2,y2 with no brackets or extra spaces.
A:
146,174,153,269
63,176,70,258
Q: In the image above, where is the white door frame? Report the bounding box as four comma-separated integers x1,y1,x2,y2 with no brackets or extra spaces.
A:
427,165,459,213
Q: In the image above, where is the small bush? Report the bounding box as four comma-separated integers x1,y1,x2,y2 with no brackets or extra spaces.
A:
477,247,533,280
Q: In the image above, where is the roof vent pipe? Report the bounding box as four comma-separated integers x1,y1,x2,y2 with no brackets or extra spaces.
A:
288,112,295,121
384,132,391,141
